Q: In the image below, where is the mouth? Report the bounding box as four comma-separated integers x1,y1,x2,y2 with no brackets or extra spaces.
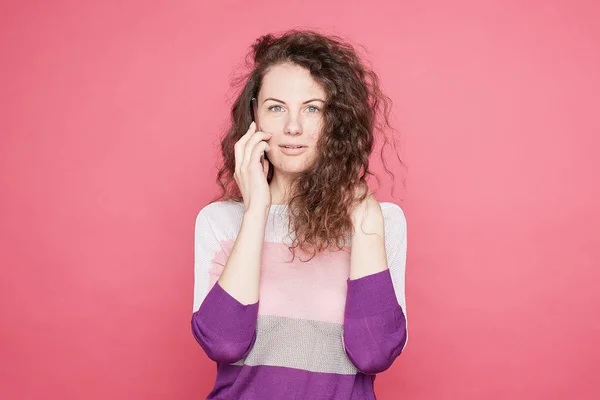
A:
279,145,308,156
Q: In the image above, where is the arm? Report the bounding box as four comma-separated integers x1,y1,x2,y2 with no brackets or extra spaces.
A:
343,197,408,374
217,208,269,304
191,206,269,363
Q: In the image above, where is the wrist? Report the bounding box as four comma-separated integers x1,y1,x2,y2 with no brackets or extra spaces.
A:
351,202,384,237
351,196,382,222
243,206,270,222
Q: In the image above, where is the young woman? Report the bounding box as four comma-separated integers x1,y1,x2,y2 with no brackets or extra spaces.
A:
192,29,408,399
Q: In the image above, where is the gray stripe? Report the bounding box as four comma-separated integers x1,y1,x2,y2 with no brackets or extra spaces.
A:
232,315,358,375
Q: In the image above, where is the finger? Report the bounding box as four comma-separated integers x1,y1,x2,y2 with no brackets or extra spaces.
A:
250,141,271,171
235,122,257,172
242,131,272,170
235,122,256,161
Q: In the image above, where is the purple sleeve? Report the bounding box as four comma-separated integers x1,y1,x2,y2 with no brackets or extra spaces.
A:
191,281,259,363
343,268,407,375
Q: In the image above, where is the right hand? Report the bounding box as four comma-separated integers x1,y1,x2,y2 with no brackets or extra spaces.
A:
234,121,272,212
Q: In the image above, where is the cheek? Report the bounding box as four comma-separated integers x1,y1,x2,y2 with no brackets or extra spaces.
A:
258,116,282,134
311,118,323,136
307,124,322,143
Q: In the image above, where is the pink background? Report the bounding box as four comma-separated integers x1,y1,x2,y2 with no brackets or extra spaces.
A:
1,0,599,399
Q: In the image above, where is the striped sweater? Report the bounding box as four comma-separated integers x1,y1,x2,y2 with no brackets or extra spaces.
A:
192,200,408,399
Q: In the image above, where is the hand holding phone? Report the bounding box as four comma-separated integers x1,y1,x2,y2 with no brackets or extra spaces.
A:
234,120,272,212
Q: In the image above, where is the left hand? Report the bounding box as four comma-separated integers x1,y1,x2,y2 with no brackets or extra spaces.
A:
348,187,387,278
350,187,383,227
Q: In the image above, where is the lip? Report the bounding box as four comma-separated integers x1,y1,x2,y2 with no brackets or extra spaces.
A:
279,144,308,156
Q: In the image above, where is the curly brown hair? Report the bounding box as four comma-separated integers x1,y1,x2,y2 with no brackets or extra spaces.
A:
212,29,404,261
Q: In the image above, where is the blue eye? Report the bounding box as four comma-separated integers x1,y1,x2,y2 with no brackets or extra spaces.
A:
268,105,284,112
307,106,320,113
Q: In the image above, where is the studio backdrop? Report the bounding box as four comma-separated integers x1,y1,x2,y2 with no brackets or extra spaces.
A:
1,0,598,399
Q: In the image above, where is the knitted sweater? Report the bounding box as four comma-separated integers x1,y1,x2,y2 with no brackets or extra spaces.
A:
192,200,408,399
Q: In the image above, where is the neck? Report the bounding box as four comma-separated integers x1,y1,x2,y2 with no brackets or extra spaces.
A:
269,172,293,205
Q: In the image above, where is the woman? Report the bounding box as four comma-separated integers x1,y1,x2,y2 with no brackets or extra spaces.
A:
192,29,408,399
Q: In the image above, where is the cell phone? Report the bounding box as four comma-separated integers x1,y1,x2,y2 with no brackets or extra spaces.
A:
251,97,259,130
251,97,268,165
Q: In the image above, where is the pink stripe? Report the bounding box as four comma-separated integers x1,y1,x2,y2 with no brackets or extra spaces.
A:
207,240,351,324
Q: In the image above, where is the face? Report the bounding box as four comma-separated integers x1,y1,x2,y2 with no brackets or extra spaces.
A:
256,63,326,176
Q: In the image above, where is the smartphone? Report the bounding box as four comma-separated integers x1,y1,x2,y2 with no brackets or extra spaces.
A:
252,97,268,166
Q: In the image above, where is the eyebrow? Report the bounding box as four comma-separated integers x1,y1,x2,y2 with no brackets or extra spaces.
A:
263,97,325,104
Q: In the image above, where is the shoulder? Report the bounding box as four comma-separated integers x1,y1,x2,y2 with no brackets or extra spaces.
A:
195,200,245,238
379,202,407,258
197,200,244,221
379,202,407,227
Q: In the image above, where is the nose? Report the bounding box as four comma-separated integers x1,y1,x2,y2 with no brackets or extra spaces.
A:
284,113,302,136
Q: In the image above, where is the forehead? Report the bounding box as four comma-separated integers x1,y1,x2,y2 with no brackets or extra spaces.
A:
259,63,326,102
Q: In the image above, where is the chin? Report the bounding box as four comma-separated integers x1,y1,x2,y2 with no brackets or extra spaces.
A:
279,166,306,175
274,159,314,175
